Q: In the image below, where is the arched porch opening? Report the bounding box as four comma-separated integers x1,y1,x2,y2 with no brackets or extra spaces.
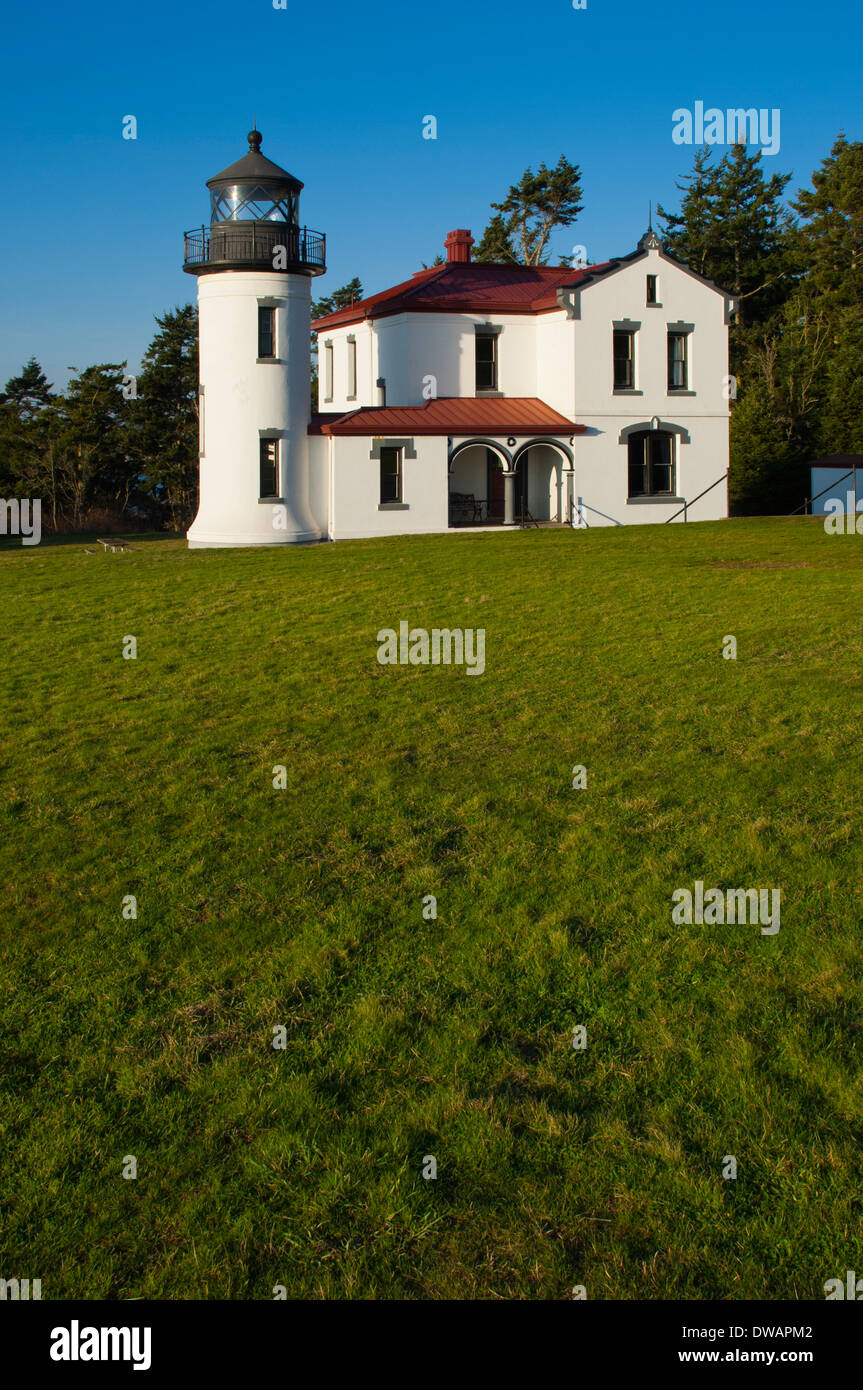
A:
448,439,511,526
511,439,574,523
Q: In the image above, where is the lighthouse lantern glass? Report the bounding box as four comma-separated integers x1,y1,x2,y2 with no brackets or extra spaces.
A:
210,184,298,225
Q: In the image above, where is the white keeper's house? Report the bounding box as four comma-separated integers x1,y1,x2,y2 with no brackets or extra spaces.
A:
183,131,736,547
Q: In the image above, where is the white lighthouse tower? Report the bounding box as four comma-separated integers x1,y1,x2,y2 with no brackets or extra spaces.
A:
184,130,327,547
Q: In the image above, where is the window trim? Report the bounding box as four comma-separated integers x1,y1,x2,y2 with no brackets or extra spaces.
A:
346,335,357,401
667,325,692,391
257,305,276,360
256,297,286,363
323,340,334,403
626,428,678,500
475,324,502,394
379,444,403,506
613,326,637,392
259,435,280,500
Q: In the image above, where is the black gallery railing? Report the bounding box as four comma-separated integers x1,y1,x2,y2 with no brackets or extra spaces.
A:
183,225,326,271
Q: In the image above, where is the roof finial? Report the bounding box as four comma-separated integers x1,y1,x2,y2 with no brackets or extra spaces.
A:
648,200,653,231
248,123,262,153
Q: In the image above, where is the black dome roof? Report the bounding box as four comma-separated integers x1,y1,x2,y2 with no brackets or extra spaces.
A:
206,130,304,192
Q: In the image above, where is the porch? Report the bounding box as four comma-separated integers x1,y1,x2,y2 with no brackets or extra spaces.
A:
448,438,576,528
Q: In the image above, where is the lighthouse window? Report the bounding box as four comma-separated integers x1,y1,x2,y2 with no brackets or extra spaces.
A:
379,447,402,504
258,307,275,359
259,438,280,498
210,186,296,224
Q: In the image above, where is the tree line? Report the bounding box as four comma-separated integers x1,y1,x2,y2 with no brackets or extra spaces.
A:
0,306,199,534
469,137,862,512
1,135,859,530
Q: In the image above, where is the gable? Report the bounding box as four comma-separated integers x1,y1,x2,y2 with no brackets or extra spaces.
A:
557,236,736,322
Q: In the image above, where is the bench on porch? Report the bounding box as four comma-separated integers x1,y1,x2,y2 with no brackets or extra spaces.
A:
448,493,489,525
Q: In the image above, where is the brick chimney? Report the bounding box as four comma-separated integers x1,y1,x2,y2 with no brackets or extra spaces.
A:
444,228,474,264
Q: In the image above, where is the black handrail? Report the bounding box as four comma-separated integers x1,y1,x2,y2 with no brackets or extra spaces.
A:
788,467,856,516
664,470,729,523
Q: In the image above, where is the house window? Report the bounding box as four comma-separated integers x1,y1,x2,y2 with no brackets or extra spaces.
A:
668,331,689,390
380,446,402,504
475,332,497,391
260,438,279,498
347,338,357,399
613,329,635,389
258,306,275,359
646,274,657,305
324,342,334,402
627,430,675,497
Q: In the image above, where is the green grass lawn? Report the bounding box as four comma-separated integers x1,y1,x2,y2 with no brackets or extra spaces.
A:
1,517,862,1300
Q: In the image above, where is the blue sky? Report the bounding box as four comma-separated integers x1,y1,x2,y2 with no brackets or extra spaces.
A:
1,0,860,390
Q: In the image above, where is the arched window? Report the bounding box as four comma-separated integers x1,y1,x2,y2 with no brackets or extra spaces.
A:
627,429,675,498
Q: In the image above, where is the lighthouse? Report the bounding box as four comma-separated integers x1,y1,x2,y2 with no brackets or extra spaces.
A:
183,130,327,547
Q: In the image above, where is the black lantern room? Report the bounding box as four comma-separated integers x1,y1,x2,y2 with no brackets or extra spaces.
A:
183,130,326,276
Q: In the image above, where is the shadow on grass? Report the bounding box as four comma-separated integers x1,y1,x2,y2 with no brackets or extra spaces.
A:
0,530,184,551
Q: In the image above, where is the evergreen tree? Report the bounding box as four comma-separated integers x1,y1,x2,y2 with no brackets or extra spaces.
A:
729,378,798,514
817,308,863,454
728,287,828,513
131,305,199,530
311,278,364,321
473,213,516,264
656,148,718,279
0,357,54,417
476,156,583,266
793,133,863,312
659,145,794,329
0,359,59,521
55,364,130,527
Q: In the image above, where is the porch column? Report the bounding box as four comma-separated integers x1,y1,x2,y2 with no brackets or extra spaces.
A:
562,468,575,526
502,469,517,526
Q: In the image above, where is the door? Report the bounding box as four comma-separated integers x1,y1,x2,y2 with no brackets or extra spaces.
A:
487,449,505,520
514,454,528,519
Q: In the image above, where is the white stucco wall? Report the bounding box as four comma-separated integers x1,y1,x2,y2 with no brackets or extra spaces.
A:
188,270,321,547
572,247,730,419
308,433,330,535
574,417,728,527
568,247,730,525
329,435,449,540
534,315,575,416
317,312,542,411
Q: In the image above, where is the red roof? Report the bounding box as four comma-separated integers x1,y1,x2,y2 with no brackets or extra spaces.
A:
312,261,610,329
308,397,583,436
